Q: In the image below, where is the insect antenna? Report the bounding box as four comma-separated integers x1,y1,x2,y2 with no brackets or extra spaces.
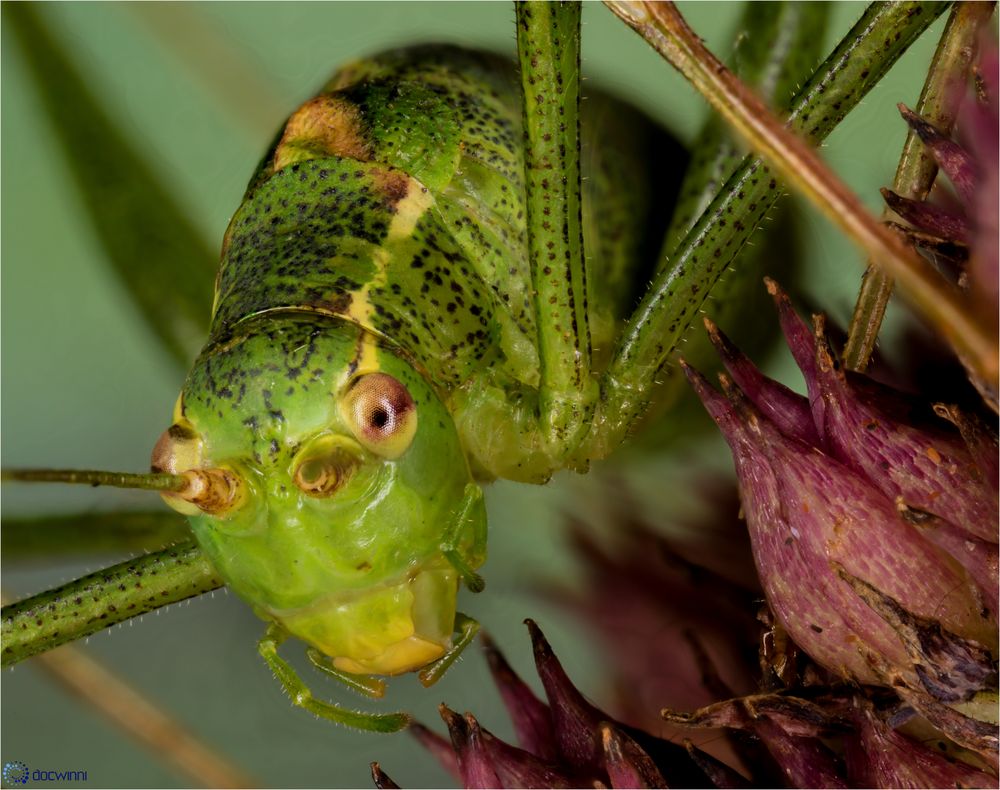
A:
3,468,186,490
2,467,244,514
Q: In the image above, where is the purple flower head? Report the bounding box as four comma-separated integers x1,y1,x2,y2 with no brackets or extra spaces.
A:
399,622,748,788
682,358,995,691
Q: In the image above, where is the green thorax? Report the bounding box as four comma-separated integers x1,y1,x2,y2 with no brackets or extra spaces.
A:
211,45,673,394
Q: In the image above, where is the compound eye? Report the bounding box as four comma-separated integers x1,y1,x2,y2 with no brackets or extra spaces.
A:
341,373,417,459
151,421,202,474
150,420,205,516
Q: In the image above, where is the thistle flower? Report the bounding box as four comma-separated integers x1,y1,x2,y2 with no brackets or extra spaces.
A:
682,359,994,687
681,282,998,761
558,508,760,734
399,621,746,789
664,686,999,788
384,615,997,788
843,697,998,788
746,282,996,617
769,282,998,543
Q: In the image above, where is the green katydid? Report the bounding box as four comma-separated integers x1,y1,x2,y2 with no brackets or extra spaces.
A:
3,0,950,752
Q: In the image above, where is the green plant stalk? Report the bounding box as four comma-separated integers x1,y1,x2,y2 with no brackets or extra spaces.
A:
594,1,950,450
3,3,216,367
2,541,222,666
844,1,996,371
2,511,190,558
606,0,998,394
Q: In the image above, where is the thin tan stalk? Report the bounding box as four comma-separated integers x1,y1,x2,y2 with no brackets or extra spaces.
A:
127,3,287,136
605,0,998,392
31,642,258,788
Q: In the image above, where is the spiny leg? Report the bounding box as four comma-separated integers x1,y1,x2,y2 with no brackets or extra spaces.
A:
257,624,411,733
2,541,221,666
306,649,387,699
589,2,947,455
516,1,597,461
591,4,829,438
417,613,480,688
441,484,487,593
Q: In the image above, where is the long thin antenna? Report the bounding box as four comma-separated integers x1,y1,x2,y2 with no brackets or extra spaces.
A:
1,467,244,514
2,468,187,491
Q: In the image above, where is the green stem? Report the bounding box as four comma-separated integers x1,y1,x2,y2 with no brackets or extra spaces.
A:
844,1,996,371
2,541,222,666
606,1,997,393
2,511,190,558
3,3,214,367
594,1,949,452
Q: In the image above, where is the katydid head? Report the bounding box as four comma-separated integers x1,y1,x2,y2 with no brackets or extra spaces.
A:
152,315,486,675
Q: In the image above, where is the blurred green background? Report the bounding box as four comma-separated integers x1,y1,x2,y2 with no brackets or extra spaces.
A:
2,2,944,787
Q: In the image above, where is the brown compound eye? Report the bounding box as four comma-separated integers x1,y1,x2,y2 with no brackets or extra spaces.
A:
341,373,417,459
150,420,206,516
151,421,202,475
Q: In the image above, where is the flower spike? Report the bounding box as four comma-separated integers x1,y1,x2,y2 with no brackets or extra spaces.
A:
683,356,995,689
702,315,820,447
481,631,557,761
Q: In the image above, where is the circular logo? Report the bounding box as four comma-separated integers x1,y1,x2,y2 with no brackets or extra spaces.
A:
2,761,28,786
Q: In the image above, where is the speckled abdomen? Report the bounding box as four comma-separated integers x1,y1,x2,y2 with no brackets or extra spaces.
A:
211,45,680,393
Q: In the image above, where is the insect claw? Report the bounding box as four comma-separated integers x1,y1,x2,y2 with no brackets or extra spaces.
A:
307,648,387,698
443,549,486,593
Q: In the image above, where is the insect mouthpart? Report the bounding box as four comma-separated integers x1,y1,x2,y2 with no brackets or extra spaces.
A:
270,555,459,676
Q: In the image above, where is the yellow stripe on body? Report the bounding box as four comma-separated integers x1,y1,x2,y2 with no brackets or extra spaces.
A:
346,176,435,375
